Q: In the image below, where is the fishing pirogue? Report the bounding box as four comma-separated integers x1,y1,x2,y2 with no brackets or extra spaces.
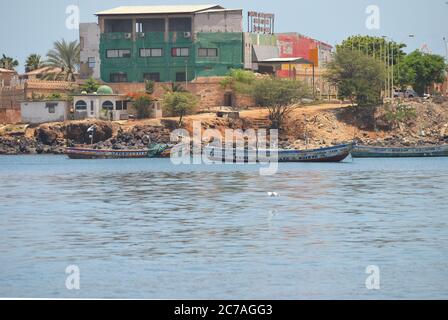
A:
65,147,149,159
204,143,353,163
352,144,448,158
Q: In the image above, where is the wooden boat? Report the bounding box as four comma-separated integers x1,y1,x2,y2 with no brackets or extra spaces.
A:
352,144,448,158
65,147,149,159
204,143,353,163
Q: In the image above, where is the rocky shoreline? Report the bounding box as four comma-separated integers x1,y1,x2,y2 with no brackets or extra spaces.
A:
1,100,448,155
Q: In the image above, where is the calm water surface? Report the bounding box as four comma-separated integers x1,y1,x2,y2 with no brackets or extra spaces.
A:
0,155,447,299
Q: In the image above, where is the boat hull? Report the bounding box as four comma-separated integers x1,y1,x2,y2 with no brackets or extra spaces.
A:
65,148,149,159
205,144,353,163
352,145,448,158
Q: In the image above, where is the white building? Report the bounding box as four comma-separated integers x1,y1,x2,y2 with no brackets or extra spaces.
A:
73,85,162,121
20,100,70,124
73,86,129,121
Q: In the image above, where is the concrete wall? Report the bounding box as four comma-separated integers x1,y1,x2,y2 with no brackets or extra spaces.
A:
20,101,68,124
80,23,101,79
318,43,333,67
194,10,242,33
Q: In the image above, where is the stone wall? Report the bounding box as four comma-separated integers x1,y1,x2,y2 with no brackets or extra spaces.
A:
0,85,24,123
105,77,256,111
0,108,21,124
107,82,167,97
189,77,255,110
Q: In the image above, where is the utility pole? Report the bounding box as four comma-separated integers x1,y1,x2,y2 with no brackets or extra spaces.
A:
383,36,388,99
443,37,448,62
391,41,394,101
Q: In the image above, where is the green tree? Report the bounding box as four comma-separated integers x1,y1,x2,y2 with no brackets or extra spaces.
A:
145,80,155,95
337,35,406,64
325,49,386,106
81,77,100,93
25,54,43,72
132,94,153,119
253,78,310,130
0,54,19,70
163,92,199,127
397,50,446,95
44,39,80,82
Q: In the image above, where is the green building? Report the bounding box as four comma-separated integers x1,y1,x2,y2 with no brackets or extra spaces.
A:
80,4,244,83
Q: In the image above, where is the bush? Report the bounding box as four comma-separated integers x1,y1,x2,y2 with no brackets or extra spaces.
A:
163,92,198,127
253,78,310,130
131,94,153,119
81,77,100,94
220,69,257,94
384,103,417,130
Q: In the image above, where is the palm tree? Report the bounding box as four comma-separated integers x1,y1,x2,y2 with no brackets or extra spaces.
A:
25,54,43,72
44,39,80,82
0,54,19,70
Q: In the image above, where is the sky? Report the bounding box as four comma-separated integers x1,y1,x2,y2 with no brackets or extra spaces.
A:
1,0,447,72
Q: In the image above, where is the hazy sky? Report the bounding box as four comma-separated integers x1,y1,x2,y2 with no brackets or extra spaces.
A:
1,0,447,72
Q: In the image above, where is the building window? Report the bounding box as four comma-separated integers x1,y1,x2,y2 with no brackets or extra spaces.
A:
88,57,95,68
115,101,129,111
102,101,114,110
75,100,87,111
176,72,186,82
143,73,161,82
198,48,218,57
106,49,131,58
104,19,133,33
171,48,189,57
168,17,192,32
140,48,163,57
46,102,57,113
110,73,128,83
136,19,165,32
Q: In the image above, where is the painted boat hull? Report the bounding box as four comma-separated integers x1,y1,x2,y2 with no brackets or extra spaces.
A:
205,144,353,163
65,147,149,159
352,145,448,158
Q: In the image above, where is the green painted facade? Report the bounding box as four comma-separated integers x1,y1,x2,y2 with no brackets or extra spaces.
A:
100,32,243,83
249,33,278,46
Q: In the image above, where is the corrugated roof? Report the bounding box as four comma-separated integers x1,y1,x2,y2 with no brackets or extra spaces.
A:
197,8,242,13
259,57,314,65
253,45,279,62
96,4,223,16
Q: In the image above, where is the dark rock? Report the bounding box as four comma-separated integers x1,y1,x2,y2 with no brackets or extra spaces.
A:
36,127,58,145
